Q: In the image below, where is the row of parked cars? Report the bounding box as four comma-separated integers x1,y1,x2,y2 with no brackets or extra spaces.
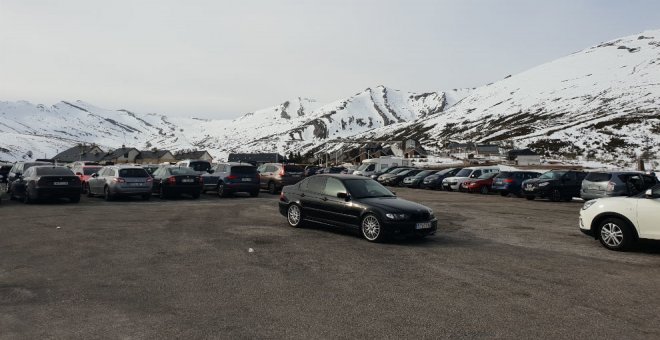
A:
0,159,309,204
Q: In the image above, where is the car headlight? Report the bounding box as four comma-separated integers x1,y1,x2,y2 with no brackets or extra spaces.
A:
385,213,408,220
539,182,549,187
582,200,597,210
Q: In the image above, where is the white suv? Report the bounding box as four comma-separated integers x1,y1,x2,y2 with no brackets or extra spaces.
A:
441,166,499,191
579,184,660,251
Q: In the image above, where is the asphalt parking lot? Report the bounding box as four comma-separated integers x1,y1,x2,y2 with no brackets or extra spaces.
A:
1,189,659,339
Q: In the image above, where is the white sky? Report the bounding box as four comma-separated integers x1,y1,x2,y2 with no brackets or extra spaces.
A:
1,0,659,119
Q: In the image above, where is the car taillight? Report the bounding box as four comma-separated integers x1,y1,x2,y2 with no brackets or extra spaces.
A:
227,175,237,180
279,191,286,201
607,181,615,191
113,177,126,183
168,176,177,184
279,168,285,176
504,178,514,183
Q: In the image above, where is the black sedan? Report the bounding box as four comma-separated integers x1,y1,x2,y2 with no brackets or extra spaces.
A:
151,166,203,199
278,174,437,242
9,165,81,203
381,168,424,186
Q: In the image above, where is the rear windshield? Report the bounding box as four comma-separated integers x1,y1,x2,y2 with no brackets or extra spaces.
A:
232,166,257,174
24,162,50,170
539,171,566,180
119,168,149,178
284,165,304,173
189,161,211,172
585,172,612,182
495,172,512,178
36,167,74,176
83,167,102,175
168,167,198,175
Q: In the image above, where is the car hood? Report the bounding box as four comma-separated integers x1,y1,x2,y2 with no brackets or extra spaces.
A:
358,197,431,213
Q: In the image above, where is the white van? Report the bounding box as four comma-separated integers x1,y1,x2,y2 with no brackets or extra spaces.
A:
442,166,500,191
353,157,411,177
175,159,213,175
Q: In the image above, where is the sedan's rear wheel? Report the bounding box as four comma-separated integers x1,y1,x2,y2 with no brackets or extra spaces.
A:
287,204,303,228
268,182,277,195
86,183,93,197
500,191,509,197
525,195,535,200
361,214,385,242
23,190,33,204
104,187,113,201
480,186,489,195
217,183,228,198
550,189,562,202
598,218,635,251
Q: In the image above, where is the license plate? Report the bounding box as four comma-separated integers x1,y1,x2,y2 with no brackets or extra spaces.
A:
182,179,194,183
242,178,251,182
129,182,143,186
53,182,68,186
416,222,432,229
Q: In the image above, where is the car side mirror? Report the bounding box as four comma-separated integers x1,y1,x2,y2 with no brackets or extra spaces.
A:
208,169,215,174
337,192,351,201
76,172,83,176
91,173,99,178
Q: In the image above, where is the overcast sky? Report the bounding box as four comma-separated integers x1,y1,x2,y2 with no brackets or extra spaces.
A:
1,0,659,119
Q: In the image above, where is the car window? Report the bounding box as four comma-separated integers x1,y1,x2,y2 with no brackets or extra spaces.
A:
586,172,612,182
189,161,211,172
344,179,394,198
119,168,149,178
470,170,482,178
83,167,101,175
306,176,326,193
168,167,198,175
36,167,74,176
642,175,657,187
455,169,472,177
564,172,577,181
23,167,33,177
324,177,346,197
232,166,257,175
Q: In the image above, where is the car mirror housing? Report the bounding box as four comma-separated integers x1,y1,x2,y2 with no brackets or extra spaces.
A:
337,192,351,201
91,173,99,178
207,169,215,174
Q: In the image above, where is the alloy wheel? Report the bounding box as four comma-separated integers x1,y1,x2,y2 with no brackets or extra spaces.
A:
362,215,381,241
600,222,624,247
287,204,302,227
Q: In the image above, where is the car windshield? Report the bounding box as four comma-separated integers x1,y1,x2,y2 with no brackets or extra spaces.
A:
119,168,150,178
539,171,566,180
36,167,74,176
455,169,473,177
168,167,198,175
357,163,372,171
189,161,211,172
435,168,453,175
344,179,395,198
83,167,102,175
389,168,410,175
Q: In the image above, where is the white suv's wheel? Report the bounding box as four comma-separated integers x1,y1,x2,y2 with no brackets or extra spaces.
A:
287,204,303,228
598,218,634,251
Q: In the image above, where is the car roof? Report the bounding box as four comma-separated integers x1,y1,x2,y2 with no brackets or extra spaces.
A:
316,174,372,180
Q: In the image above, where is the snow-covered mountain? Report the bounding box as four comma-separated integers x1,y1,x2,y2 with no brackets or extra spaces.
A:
363,29,660,162
0,86,457,161
1,29,658,163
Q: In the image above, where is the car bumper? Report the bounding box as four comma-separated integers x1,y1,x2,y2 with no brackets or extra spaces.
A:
35,188,80,198
225,182,259,193
165,186,202,195
579,216,595,237
382,219,438,236
522,187,550,197
278,201,288,217
113,186,153,195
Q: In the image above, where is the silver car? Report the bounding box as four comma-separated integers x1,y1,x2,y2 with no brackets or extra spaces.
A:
87,165,153,201
581,171,658,200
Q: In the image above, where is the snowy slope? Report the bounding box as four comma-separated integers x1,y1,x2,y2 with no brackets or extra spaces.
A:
365,29,660,162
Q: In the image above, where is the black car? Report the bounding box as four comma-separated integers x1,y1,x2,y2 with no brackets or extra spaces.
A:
420,168,463,190
381,168,424,186
6,161,52,192
0,163,12,184
278,174,438,242
369,166,409,180
9,166,81,203
402,170,438,188
491,171,542,197
151,166,203,199
304,165,320,177
522,170,587,202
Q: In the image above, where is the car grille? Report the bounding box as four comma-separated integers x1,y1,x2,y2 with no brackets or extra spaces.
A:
410,211,431,221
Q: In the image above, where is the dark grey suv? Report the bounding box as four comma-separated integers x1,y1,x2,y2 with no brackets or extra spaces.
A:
581,171,658,200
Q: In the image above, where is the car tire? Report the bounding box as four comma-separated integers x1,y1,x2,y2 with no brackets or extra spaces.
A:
286,204,303,228
86,183,93,197
525,195,535,200
500,191,509,197
550,189,562,202
159,187,168,200
217,183,228,198
250,190,259,197
70,195,80,203
142,194,151,201
446,187,453,192
192,192,200,199
480,186,489,195
23,190,33,204
361,214,385,242
268,182,277,195
598,218,635,251
104,186,113,201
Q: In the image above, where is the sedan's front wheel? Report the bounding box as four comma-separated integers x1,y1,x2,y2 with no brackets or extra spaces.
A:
287,204,303,228
361,214,385,242
598,218,635,251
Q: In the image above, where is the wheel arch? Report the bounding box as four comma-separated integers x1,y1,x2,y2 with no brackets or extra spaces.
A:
590,212,639,240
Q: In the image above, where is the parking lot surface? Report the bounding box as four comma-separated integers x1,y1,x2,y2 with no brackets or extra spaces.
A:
1,189,659,339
